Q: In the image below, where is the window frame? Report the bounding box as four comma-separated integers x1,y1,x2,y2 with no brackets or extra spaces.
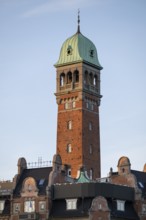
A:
24,200,35,213
39,201,46,213
89,122,93,131
67,144,72,153
117,200,125,211
66,199,77,210
13,203,20,214
67,168,71,177
0,200,5,213
67,121,72,130
72,101,76,108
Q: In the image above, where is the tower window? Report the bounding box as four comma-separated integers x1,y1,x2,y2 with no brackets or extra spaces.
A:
89,145,93,154
67,168,71,177
98,204,102,210
67,45,72,55
72,101,76,108
90,49,94,57
122,168,125,173
67,144,72,153
60,73,65,86
65,103,68,109
67,121,72,130
90,169,93,180
65,101,76,110
91,103,94,110
89,73,93,85
93,75,97,86
89,122,93,131
86,102,89,109
67,71,72,84
74,70,79,83
84,71,88,84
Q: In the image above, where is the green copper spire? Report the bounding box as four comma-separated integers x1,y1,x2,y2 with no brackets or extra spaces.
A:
77,9,80,33
55,15,103,70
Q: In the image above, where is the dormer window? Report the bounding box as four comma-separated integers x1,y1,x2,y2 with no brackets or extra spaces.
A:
21,177,38,197
90,49,94,57
117,200,125,211
39,179,45,186
66,199,77,210
67,45,73,55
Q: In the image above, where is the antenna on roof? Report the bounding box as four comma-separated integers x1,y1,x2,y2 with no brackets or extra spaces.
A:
77,9,80,33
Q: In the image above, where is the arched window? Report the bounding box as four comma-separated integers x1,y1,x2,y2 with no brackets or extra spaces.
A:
91,103,94,111
93,75,97,86
67,121,72,130
65,103,68,109
67,45,72,55
84,71,88,84
67,144,72,153
74,70,79,83
60,73,65,86
72,101,76,108
67,71,72,84
122,168,125,173
89,72,93,85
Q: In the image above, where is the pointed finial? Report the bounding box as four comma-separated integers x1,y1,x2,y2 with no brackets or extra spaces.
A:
77,9,80,33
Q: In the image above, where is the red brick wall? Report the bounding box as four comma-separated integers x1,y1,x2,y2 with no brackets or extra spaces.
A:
82,106,100,179
56,92,100,179
55,63,101,179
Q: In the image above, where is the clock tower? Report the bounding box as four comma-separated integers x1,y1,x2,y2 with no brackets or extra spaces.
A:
54,16,103,179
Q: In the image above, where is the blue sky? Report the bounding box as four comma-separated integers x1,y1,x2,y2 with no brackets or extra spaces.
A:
0,0,146,180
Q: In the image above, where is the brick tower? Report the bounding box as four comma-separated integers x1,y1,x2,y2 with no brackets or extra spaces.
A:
54,15,103,179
